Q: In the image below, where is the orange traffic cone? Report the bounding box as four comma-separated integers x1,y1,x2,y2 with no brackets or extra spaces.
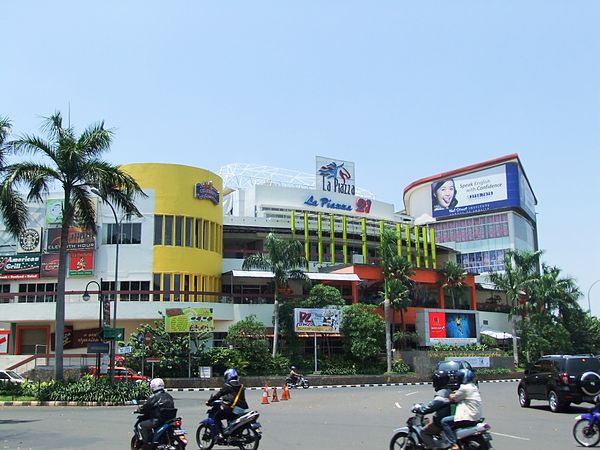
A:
271,386,279,402
281,384,289,401
286,384,291,400
261,385,270,405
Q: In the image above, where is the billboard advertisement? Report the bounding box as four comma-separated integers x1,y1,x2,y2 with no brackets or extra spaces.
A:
68,251,94,276
41,254,60,278
0,254,41,280
431,163,521,218
164,307,214,333
316,156,356,196
17,227,42,253
47,227,96,252
416,309,479,346
294,308,341,333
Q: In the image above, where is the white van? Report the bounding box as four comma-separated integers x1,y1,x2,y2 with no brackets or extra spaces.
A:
0,370,25,383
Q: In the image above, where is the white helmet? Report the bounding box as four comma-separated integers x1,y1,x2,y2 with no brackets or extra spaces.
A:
150,378,165,392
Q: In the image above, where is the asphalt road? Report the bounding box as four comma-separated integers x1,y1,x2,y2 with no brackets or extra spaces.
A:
0,381,589,449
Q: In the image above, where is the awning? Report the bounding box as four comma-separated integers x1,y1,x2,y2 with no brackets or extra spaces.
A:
481,329,513,339
226,270,360,282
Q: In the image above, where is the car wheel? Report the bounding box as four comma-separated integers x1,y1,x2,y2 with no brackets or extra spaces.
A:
548,390,565,412
580,371,600,396
518,386,530,407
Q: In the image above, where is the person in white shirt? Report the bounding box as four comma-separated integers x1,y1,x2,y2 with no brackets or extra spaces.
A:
441,369,483,450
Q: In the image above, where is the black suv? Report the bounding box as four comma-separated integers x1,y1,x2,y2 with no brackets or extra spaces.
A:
436,360,476,390
517,355,600,412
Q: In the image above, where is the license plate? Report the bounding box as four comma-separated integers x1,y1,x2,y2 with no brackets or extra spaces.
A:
173,430,187,436
254,427,262,433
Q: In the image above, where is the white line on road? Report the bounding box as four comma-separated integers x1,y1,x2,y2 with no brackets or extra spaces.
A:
405,391,419,396
491,432,530,441
394,402,403,409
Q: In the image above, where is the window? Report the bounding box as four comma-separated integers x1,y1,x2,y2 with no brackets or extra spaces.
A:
154,216,163,245
118,281,150,301
153,273,161,301
163,274,171,301
105,223,141,245
0,284,11,303
18,283,57,303
164,216,173,245
202,221,208,250
175,216,183,246
185,218,193,247
195,219,201,249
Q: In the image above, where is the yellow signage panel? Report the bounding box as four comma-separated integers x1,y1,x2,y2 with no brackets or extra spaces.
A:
164,307,214,333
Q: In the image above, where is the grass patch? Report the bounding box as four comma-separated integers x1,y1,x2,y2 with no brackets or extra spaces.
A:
0,395,37,401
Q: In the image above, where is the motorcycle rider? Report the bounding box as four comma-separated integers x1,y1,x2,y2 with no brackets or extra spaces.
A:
289,366,301,385
207,368,249,439
137,377,175,450
418,369,453,435
441,368,483,450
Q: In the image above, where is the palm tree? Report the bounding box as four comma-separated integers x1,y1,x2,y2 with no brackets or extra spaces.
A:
441,261,467,309
242,232,307,357
378,228,414,372
488,249,541,367
1,112,146,380
0,116,11,165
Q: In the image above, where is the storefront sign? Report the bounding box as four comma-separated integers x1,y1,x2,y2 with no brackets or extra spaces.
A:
52,327,100,350
45,199,64,225
316,156,356,196
0,330,10,354
17,227,42,253
68,251,94,276
165,307,214,333
0,254,41,280
47,227,96,252
194,181,220,205
294,308,341,333
41,254,60,278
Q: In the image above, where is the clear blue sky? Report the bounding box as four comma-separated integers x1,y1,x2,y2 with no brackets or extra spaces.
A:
3,2,600,311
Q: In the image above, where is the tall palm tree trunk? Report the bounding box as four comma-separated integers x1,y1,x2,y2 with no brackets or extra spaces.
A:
55,222,70,380
384,297,392,373
272,291,280,357
511,316,519,367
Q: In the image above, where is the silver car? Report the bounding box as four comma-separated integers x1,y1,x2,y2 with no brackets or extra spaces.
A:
0,369,25,384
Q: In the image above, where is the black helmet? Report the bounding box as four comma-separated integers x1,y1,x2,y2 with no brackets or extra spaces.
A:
432,369,450,390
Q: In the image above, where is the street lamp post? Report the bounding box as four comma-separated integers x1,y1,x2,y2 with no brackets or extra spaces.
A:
92,189,120,383
83,279,103,378
587,280,600,316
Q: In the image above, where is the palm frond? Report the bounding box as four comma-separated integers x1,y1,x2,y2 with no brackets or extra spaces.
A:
242,253,271,272
0,180,28,236
71,185,97,233
4,163,61,202
77,122,113,157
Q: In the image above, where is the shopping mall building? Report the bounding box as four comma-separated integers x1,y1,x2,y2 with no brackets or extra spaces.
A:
0,154,536,363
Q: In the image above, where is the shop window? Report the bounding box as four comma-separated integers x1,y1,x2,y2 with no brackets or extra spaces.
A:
154,216,163,245
18,283,57,303
409,284,439,308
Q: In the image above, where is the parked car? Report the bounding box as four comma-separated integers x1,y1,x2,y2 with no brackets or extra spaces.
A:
517,354,600,412
435,359,477,390
0,369,25,384
88,366,148,383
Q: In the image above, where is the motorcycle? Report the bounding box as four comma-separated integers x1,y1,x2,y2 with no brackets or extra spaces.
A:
285,375,309,389
573,403,600,447
131,407,188,450
196,399,262,450
389,403,494,450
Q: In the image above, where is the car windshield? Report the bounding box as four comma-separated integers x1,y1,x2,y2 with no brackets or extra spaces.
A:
566,358,600,372
437,361,461,371
6,371,23,379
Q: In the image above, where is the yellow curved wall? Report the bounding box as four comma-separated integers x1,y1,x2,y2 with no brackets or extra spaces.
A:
121,163,223,299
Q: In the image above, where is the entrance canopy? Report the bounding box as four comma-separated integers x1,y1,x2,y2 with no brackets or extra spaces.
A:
223,270,361,282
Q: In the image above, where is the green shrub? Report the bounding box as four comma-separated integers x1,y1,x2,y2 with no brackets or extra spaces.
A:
391,360,411,374
0,382,23,397
47,376,151,403
474,368,512,376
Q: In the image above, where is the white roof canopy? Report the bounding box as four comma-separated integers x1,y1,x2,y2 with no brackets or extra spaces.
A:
226,270,360,282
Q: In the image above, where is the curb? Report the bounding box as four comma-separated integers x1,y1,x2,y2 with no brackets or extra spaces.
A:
165,378,521,392
0,379,520,406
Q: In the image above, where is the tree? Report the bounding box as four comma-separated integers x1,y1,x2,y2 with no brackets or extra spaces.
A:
441,261,467,309
225,315,271,374
0,116,11,159
2,112,145,380
378,228,413,372
242,232,307,357
488,249,541,367
340,303,385,366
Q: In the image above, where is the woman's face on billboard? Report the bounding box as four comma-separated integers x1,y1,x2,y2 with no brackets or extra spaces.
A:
435,180,456,208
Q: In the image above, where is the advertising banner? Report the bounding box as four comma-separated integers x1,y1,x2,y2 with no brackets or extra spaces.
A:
52,327,100,350
0,330,10,354
294,308,341,333
0,254,41,280
17,227,42,253
41,254,60,278
164,307,214,333
68,251,94,276
316,156,356,196
47,227,96,252
431,164,520,218
416,309,479,346
45,199,64,225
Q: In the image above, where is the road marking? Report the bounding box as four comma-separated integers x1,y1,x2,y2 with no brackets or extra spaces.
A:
405,391,419,396
491,432,530,441
394,402,403,409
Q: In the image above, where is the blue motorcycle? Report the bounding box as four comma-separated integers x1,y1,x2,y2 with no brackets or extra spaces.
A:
573,401,600,447
131,408,188,449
